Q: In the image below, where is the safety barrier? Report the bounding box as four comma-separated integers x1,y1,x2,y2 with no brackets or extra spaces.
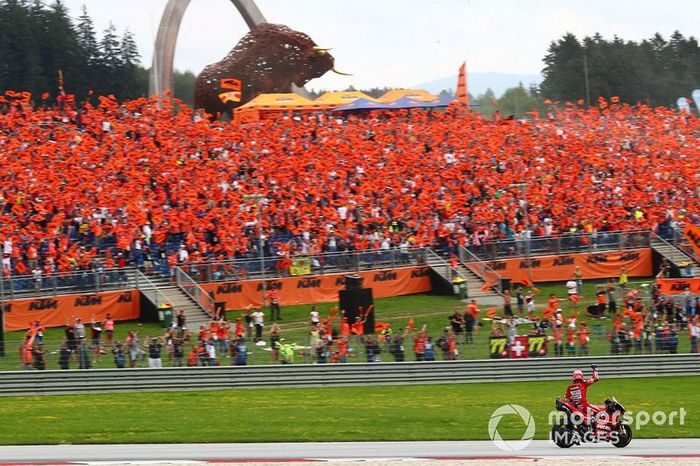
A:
1,353,699,397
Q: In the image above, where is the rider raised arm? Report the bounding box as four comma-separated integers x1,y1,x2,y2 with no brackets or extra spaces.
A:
565,363,599,410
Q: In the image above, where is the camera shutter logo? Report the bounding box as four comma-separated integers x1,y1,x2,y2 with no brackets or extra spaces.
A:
488,404,536,451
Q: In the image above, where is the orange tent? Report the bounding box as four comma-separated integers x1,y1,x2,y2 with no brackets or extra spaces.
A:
313,91,379,108
233,93,325,123
378,89,438,103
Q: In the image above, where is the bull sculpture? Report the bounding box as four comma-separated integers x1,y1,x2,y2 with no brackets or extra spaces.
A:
194,23,348,118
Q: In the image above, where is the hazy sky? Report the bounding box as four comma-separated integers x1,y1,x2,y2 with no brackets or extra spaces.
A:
61,0,699,90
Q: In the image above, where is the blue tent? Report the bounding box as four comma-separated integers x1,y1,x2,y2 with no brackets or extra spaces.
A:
384,96,442,109
333,98,392,112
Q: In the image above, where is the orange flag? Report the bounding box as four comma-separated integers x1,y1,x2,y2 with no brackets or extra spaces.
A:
457,61,469,108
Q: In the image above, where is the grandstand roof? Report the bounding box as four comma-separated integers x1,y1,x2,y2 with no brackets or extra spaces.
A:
378,89,438,102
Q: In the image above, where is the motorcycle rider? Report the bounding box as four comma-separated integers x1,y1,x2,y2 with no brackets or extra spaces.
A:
565,363,599,427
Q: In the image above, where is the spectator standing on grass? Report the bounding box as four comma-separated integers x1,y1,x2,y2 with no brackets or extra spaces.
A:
578,321,590,356
525,291,535,318
20,333,34,370
310,305,320,326
502,290,513,317
619,267,629,289
607,282,618,315
269,323,281,363
389,331,405,362
74,317,85,342
126,331,142,368
112,341,126,368
565,278,579,307
252,307,264,341
104,314,115,347
278,338,294,364
516,287,525,315
268,288,281,321
172,337,185,367
145,336,164,368
90,316,102,352
449,310,464,339
32,344,46,370
595,286,607,315
424,337,435,361
233,338,248,366
206,339,217,366
78,341,91,369
465,299,479,344
58,342,71,370
573,266,583,296
176,309,186,329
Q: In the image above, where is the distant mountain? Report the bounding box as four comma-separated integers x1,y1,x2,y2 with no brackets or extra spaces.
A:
415,72,543,98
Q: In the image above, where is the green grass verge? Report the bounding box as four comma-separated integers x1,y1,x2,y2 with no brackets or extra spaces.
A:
0,376,697,444
0,278,666,370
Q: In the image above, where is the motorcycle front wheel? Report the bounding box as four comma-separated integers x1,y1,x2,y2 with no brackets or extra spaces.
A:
551,421,575,448
612,423,633,448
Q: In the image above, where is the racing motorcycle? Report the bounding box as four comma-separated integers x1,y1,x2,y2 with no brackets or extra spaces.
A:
551,395,632,448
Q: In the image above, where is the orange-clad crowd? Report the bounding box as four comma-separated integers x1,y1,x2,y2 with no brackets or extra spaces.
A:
0,96,698,278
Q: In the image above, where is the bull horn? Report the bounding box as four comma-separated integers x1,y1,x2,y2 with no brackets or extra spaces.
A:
313,46,333,51
331,67,353,76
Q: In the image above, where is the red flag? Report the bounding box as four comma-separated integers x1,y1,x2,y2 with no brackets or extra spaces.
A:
456,62,469,108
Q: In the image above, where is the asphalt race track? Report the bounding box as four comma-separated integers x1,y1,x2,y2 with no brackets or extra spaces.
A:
1,440,700,464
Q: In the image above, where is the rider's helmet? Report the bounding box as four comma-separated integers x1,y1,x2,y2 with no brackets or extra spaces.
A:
572,369,583,381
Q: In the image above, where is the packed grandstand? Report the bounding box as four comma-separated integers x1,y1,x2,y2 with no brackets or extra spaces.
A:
0,96,697,277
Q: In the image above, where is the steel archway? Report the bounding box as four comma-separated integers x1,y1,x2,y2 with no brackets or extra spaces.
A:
148,0,267,98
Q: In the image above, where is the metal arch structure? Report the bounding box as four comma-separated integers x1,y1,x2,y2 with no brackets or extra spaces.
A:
148,0,267,98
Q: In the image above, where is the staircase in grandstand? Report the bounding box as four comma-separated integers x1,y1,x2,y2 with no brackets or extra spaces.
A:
651,233,700,277
136,270,212,329
423,248,503,304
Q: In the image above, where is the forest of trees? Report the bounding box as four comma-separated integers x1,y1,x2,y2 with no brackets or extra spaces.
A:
0,0,195,105
0,1,697,114
541,31,700,106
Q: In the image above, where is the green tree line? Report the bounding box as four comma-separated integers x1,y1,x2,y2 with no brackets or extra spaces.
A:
0,0,195,105
541,31,700,106
0,2,696,113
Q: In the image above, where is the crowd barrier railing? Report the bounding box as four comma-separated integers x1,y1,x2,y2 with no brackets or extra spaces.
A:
2,353,699,396
179,247,426,284
463,230,652,262
174,267,215,317
0,267,138,302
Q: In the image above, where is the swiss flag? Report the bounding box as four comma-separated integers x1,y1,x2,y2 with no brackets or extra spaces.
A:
510,336,529,359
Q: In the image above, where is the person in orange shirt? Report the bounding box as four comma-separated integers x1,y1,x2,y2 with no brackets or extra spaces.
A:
577,321,590,356
566,323,577,356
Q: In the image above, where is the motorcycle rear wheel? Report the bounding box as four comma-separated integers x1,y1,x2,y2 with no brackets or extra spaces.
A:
551,421,575,448
612,423,633,448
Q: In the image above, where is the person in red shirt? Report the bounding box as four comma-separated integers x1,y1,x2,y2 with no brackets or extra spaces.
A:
340,315,351,337
565,364,600,423
267,289,281,321
351,315,366,337
333,336,349,363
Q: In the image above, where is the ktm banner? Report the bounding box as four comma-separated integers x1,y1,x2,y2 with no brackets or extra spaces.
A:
656,278,700,294
3,290,140,332
684,223,700,258
200,266,432,310
468,248,652,284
